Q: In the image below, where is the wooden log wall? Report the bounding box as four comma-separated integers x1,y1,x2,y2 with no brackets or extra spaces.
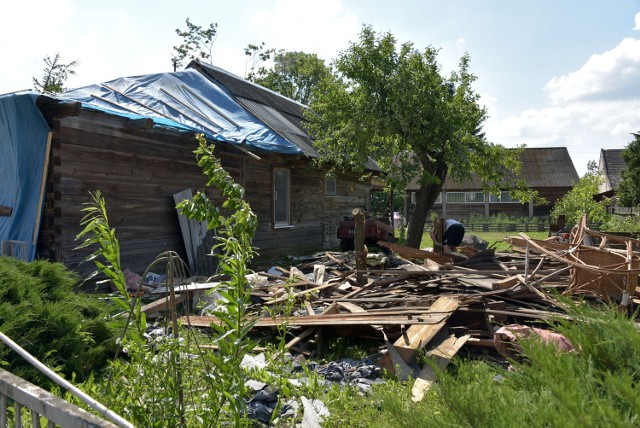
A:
37,108,372,277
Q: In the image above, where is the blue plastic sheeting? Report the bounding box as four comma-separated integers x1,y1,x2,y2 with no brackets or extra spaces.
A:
63,70,301,155
0,94,51,261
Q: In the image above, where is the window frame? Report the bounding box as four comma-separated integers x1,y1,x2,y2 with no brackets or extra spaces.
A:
273,167,291,227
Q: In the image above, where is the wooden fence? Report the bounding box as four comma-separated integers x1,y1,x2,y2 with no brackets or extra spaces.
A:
424,222,549,233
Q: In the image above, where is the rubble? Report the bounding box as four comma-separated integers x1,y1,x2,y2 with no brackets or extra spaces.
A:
147,218,639,401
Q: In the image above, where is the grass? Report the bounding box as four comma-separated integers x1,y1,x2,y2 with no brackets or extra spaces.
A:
419,230,550,252
322,299,640,427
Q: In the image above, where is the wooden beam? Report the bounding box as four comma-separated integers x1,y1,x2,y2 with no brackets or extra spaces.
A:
0,205,12,217
411,334,470,402
378,296,459,373
32,132,53,245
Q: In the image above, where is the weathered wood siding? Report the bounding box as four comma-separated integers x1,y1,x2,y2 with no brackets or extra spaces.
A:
36,109,371,276
323,173,373,249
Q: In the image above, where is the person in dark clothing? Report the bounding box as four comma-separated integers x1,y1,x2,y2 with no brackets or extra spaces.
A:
431,218,465,254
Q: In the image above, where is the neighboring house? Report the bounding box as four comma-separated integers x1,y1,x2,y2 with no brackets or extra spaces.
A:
598,148,625,195
405,147,579,221
0,66,374,277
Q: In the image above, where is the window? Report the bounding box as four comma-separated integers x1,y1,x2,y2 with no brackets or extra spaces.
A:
446,192,466,203
490,191,519,203
326,176,336,196
274,168,290,226
412,192,442,204
446,192,485,204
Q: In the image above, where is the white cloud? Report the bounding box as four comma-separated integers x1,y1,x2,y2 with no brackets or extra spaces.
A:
456,38,467,49
634,12,640,30
485,100,640,175
249,0,360,61
544,38,640,103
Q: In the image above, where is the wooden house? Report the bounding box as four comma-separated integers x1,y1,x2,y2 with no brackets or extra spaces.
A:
0,67,374,278
405,147,579,221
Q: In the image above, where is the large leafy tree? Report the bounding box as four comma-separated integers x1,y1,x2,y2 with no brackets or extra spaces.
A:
617,132,640,207
307,26,530,247
551,160,608,226
247,49,331,104
172,18,218,70
32,53,78,94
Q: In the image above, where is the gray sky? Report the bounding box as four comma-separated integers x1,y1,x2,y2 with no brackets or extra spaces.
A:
2,0,640,175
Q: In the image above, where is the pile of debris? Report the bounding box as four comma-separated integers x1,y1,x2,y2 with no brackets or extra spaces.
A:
139,217,639,401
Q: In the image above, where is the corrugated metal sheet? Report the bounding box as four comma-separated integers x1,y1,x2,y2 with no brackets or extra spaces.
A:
237,97,318,158
190,59,380,171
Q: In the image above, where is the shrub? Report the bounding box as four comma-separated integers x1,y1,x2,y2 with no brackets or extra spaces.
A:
0,257,120,386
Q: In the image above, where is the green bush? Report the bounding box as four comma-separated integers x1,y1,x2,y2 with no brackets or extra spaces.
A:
0,257,120,386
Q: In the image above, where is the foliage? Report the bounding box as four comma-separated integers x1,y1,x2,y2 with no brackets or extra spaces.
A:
617,132,640,207
322,300,640,427
172,18,218,70
176,133,259,425
306,25,535,248
75,190,146,339
32,53,78,94
600,214,640,233
244,42,276,79
370,189,405,220
0,257,119,386
551,160,609,227
248,49,332,104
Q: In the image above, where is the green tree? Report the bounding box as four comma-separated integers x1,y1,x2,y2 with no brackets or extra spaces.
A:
551,160,608,226
617,132,640,207
307,25,532,247
247,49,332,104
172,18,218,70
32,53,78,94
244,42,275,79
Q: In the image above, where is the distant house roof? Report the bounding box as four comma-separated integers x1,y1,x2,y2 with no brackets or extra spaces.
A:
189,60,319,158
599,148,625,193
407,147,579,191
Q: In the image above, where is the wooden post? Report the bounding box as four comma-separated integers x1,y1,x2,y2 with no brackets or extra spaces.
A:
353,208,366,285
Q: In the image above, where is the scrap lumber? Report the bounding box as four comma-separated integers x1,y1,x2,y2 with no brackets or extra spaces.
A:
181,311,451,328
411,334,470,402
378,241,459,263
0,205,12,217
141,293,188,316
379,296,460,374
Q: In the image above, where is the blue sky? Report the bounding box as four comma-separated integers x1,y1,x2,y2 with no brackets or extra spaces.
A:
2,0,639,176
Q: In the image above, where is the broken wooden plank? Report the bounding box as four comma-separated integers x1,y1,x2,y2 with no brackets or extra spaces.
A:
181,311,450,328
0,205,13,217
141,293,188,316
411,334,470,402
378,296,460,373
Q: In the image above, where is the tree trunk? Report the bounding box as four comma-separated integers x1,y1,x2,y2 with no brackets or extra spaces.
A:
406,185,442,248
405,157,448,248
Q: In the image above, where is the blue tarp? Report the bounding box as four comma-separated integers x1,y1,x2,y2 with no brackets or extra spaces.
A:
63,69,301,154
0,69,302,262
0,94,51,261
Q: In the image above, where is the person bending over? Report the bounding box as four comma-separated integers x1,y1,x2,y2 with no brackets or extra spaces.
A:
431,218,465,254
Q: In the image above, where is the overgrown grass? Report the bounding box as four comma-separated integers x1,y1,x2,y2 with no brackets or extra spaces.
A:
322,300,640,427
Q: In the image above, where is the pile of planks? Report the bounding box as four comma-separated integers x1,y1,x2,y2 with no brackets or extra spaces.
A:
171,223,640,400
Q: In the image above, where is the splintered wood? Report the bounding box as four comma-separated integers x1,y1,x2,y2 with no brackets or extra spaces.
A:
178,225,639,386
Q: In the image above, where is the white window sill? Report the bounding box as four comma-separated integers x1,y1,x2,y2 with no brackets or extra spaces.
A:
273,224,295,230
